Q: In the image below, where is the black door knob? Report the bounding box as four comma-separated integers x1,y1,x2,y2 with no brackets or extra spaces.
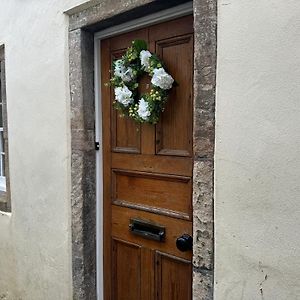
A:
176,234,193,252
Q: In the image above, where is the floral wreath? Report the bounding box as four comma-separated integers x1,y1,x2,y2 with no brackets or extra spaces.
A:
109,40,175,124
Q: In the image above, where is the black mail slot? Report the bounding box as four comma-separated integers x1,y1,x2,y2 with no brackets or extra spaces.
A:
129,218,165,242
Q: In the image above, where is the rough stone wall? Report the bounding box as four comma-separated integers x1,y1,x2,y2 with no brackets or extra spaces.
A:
192,1,217,299
0,46,11,212
69,28,96,299
67,1,217,299
68,0,154,31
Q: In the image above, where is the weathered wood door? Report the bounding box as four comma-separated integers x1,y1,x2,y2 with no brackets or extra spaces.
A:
101,15,194,300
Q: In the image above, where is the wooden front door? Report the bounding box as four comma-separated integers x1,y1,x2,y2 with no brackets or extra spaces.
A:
101,15,194,300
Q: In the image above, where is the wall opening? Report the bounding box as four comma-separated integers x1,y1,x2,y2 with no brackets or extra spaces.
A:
66,1,216,298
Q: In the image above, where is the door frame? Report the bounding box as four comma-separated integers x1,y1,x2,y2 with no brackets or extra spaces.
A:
94,4,193,299
66,1,216,299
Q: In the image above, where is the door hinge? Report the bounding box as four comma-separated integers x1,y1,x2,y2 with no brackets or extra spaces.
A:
95,141,100,151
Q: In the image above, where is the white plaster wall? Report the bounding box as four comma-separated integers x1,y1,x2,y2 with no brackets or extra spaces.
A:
0,1,85,299
215,0,300,299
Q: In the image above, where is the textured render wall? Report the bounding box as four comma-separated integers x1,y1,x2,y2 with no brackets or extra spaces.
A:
0,0,85,299
215,1,300,299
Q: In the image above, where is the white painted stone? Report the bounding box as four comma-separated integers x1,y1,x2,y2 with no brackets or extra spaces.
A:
0,0,86,299
215,0,300,299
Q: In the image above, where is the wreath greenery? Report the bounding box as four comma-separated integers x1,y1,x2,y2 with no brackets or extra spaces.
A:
109,40,175,124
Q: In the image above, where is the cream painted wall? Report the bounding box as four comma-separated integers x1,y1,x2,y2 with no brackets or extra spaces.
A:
0,1,85,299
215,1,300,299
1,0,300,299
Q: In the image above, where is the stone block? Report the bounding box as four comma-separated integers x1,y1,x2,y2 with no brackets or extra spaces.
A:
193,268,214,300
193,159,214,270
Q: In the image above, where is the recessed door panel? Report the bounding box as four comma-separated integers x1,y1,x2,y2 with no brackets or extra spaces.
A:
111,51,141,154
112,169,192,219
112,239,142,300
155,251,192,300
155,34,193,157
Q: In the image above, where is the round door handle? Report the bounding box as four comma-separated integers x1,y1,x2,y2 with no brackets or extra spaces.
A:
176,234,193,252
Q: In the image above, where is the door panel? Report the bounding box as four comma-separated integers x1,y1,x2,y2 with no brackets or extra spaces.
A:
155,34,193,157
101,15,194,300
112,239,142,300
112,169,192,218
112,114,141,153
111,50,142,154
155,252,192,300
111,153,193,176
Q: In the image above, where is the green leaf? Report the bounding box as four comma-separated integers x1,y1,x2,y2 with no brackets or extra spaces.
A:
132,40,147,53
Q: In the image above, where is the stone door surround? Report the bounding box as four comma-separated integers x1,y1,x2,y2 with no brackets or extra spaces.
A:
66,1,216,299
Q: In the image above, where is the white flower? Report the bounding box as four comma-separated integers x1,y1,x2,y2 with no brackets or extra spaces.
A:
137,98,151,120
121,67,134,82
114,86,133,107
114,59,134,82
151,68,174,90
114,60,125,77
140,50,152,70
